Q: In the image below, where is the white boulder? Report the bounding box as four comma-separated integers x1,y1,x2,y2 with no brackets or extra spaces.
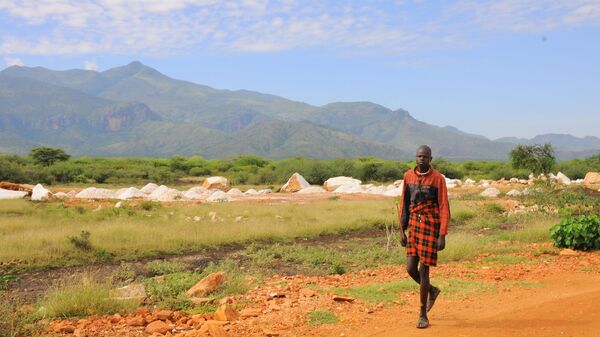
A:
556,172,571,185
480,187,501,198
280,172,311,193
244,188,259,195
202,176,229,191
0,188,28,200
75,187,116,199
324,176,361,192
31,184,51,201
140,183,159,194
333,184,364,194
506,189,522,197
117,187,146,200
206,191,231,202
226,188,244,196
297,186,327,194
148,185,170,200
383,187,403,197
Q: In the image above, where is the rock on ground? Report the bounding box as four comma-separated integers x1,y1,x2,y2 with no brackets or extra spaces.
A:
207,191,231,202
31,184,51,201
109,283,146,301
323,176,362,191
186,272,226,297
116,187,146,200
297,186,327,194
140,183,159,194
480,187,501,197
202,176,229,191
0,188,28,199
280,172,310,193
506,189,522,197
75,187,116,199
584,172,600,185
333,184,364,194
556,172,571,185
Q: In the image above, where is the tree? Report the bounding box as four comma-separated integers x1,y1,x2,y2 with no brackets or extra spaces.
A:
509,143,555,174
29,147,71,166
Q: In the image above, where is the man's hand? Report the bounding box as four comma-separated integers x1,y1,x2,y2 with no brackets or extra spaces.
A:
400,231,407,247
437,235,446,251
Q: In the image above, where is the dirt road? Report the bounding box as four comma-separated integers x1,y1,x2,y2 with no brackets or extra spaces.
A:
331,272,600,337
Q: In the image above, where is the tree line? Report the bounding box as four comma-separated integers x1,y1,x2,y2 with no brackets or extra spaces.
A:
0,145,598,186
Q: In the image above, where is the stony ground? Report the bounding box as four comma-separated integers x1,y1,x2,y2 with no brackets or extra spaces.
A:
43,246,600,337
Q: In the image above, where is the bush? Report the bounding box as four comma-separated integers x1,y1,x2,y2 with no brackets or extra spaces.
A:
550,214,600,251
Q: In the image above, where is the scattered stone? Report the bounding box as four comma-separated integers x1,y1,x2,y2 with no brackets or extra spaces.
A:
214,304,239,321
383,187,402,197
186,272,226,297
239,308,261,318
115,201,124,208
244,188,259,195
480,187,501,198
333,295,355,302
205,321,230,337
202,176,229,191
269,292,286,298
299,288,316,297
257,189,272,194
31,184,51,201
155,310,174,321
235,216,244,222
193,216,201,222
146,320,170,335
506,189,522,197
126,316,146,327
226,188,244,196
207,191,231,203
280,172,311,193
140,182,160,194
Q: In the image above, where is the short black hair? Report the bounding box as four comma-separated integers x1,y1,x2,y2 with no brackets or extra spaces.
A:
416,145,432,156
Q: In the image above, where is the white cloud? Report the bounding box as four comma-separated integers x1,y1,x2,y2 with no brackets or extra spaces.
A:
0,0,599,56
4,56,24,66
84,59,97,70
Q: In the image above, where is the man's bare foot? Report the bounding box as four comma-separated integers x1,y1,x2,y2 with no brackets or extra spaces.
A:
416,316,429,329
427,286,440,312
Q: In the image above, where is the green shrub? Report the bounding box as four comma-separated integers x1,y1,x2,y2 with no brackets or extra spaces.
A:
68,231,92,251
550,214,600,251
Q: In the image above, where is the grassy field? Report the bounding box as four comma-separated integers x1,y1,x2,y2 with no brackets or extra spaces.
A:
0,199,397,270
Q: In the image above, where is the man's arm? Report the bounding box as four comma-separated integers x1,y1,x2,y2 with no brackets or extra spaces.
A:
437,175,450,250
398,178,410,246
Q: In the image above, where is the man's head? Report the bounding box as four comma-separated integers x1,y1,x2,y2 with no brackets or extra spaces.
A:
415,145,432,172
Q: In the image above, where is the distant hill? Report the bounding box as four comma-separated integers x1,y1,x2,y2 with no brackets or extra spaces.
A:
1,62,598,160
496,134,600,152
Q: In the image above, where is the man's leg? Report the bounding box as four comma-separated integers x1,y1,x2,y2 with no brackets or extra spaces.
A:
406,256,420,284
419,264,430,317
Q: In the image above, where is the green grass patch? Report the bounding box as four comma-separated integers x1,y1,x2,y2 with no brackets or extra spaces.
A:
307,310,338,326
334,279,414,304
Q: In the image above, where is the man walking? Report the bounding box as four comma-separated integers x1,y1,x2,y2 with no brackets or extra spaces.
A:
398,145,450,329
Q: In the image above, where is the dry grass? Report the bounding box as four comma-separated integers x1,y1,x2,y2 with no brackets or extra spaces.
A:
0,199,395,270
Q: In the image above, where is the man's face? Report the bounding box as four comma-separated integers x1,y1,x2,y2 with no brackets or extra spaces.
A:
416,148,432,168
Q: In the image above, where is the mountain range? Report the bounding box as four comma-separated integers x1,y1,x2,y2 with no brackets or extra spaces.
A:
0,61,598,160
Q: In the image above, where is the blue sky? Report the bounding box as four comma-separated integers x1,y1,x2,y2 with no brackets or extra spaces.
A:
1,0,599,139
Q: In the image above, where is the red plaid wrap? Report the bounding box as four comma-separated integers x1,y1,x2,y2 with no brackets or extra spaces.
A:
405,200,441,266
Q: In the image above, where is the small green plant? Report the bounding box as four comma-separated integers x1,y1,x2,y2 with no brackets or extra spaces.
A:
328,263,346,275
308,310,338,325
0,275,18,291
550,214,600,251
68,231,92,251
139,201,161,211
335,280,414,304
112,262,136,283
146,260,186,276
